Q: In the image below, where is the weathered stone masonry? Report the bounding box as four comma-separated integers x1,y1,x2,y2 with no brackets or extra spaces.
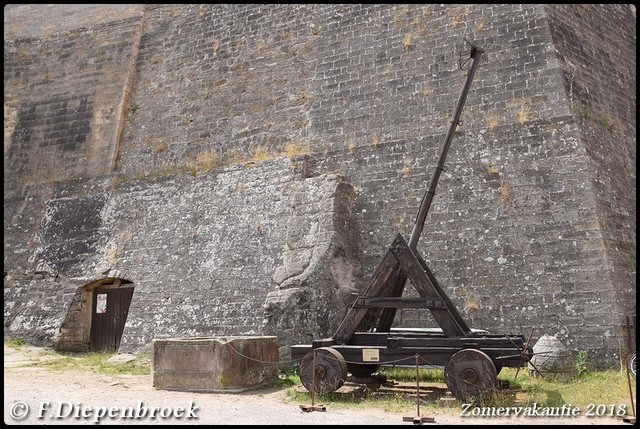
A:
3,4,635,367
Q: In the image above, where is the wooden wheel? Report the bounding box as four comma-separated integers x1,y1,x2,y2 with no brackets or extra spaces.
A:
299,347,347,395
445,349,497,401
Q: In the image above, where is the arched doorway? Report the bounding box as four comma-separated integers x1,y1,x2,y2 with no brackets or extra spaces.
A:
90,279,134,351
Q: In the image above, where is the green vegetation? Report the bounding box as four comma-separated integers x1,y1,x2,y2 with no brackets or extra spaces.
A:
599,115,616,132
4,339,151,376
31,351,151,375
513,368,633,410
280,364,636,417
574,349,593,377
571,101,617,132
282,374,417,414
267,368,300,389
5,337,27,348
379,366,445,383
281,366,449,414
6,340,634,418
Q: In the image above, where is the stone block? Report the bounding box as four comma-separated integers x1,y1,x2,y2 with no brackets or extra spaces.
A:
152,336,279,392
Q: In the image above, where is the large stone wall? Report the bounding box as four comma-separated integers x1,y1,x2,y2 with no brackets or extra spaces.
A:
4,4,635,367
4,4,144,187
544,4,636,321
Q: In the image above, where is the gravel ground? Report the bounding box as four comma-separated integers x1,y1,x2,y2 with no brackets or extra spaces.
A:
3,345,633,426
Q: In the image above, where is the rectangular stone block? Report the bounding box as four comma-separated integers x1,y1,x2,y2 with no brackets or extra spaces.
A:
152,336,279,392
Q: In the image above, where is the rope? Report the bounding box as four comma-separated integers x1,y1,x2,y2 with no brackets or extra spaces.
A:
223,339,461,371
224,341,440,367
224,342,301,366
224,342,535,399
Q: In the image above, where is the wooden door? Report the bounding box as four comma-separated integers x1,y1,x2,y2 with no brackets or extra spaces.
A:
90,286,134,351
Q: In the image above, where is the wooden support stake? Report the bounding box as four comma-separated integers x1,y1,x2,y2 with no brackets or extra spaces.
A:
300,350,326,412
625,353,635,418
616,315,635,425
402,354,435,424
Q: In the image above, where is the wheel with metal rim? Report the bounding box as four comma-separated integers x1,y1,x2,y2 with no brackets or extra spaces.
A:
299,347,347,395
629,352,636,379
445,348,497,401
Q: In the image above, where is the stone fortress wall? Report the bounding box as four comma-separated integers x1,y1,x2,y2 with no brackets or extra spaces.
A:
3,4,636,367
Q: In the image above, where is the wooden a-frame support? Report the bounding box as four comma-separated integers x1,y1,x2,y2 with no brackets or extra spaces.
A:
333,233,472,345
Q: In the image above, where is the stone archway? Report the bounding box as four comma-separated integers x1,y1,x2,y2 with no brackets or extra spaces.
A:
57,277,134,352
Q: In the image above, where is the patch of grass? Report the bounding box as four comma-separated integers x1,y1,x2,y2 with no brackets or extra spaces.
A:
487,115,499,132
464,296,481,312
147,137,168,154
491,367,635,414
599,115,616,132
372,135,380,148
284,385,416,413
516,104,530,124
196,149,219,171
29,351,151,376
572,101,593,121
499,177,511,205
283,366,447,413
5,338,27,349
284,144,310,159
268,369,300,389
403,33,412,50
252,145,272,162
379,366,445,383
225,148,247,165
348,142,356,155
281,365,635,417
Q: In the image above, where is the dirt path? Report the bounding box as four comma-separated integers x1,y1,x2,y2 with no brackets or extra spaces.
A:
3,345,632,426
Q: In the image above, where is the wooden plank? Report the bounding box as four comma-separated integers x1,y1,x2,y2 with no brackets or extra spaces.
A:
403,415,436,423
386,336,525,349
334,345,466,367
312,338,335,348
328,339,526,368
291,345,312,361
300,404,326,412
353,296,447,309
347,330,525,348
